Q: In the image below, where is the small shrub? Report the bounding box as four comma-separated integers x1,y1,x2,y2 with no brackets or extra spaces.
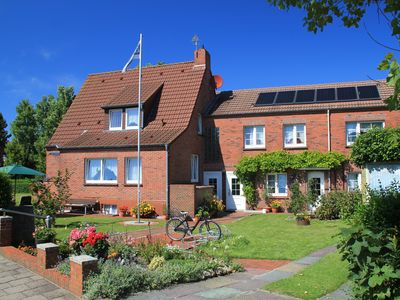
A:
148,256,165,270
69,226,109,259
316,191,362,220
107,242,139,265
57,240,71,260
18,245,37,256
200,193,225,216
289,181,308,214
56,259,70,276
136,240,165,263
33,227,56,242
0,173,13,208
131,202,156,218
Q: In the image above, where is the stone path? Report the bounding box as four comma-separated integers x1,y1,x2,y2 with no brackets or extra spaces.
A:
320,283,352,300
128,246,337,300
0,254,77,300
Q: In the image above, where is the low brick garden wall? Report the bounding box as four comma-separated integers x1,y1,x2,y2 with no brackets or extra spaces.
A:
0,216,97,297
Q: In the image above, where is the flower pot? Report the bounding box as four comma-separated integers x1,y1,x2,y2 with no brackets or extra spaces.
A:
271,208,279,213
119,212,124,217
193,217,199,223
35,238,48,245
266,207,272,213
296,219,310,226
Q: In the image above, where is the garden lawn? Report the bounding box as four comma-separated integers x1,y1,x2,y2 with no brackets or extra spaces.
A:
15,193,32,205
264,252,349,299
214,214,347,260
54,215,165,240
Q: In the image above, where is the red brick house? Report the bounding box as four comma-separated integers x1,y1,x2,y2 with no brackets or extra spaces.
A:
47,47,400,214
46,49,215,215
203,81,400,210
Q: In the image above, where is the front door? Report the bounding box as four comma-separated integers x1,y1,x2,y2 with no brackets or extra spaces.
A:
226,171,246,211
203,171,222,199
307,171,325,196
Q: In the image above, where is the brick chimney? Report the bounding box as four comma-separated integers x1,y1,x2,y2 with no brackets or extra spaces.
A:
194,48,210,68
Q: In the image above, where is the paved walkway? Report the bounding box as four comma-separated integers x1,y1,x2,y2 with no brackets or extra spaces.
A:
128,246,337,300
0,255,77,300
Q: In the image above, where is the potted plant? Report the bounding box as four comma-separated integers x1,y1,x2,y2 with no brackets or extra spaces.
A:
33,227,56,244
296,213,311,226
119,205,129,217
271,200,281,213
194,206,209,222
263,187,272,212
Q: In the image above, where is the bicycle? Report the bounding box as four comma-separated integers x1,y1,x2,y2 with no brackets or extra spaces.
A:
165,210,222,241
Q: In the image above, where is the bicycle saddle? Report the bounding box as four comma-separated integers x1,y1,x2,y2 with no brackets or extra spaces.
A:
180,211,188,216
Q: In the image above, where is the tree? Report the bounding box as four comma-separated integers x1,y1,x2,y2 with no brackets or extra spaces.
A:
5,100,37,168
0,113,10,167
266,0,400,110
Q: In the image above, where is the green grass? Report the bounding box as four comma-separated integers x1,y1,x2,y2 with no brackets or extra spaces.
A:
54,215,165,240
214,214,347,260
264,252,349,299
15,193,32,205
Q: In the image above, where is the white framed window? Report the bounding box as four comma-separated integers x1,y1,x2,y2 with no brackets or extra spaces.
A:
266,173,288,196
244,126,265,149
125,157,142,184
191,154,199,182
126,108,139,130
346,121,384,146
231,178,242,196
197,113,203,135
103,204,117,215
85,158,118,183
109,109,122,130
284,124,306,148
348,172,361,192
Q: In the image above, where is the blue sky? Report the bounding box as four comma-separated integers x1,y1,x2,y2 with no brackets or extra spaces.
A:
0,1,394,128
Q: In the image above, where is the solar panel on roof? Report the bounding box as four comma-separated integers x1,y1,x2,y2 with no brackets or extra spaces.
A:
275,91,296,104
337,87,357,101
316,88,336,102
255,92,276,106
357,85,380,99
295,89,315,103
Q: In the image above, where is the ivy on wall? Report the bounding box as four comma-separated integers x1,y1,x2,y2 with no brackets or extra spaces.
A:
234,150,347,209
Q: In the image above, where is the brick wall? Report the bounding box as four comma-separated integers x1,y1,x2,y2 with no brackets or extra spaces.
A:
47,147,167,214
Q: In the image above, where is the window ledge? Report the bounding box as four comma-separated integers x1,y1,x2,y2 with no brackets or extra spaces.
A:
84,183,118,187
124,184,143,187
284,146,307,150
243,147,266,151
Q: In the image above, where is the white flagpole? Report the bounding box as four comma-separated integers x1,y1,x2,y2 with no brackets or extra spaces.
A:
137,33,143,223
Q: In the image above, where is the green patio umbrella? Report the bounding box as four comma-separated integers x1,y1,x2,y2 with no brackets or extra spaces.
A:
0,164,46,201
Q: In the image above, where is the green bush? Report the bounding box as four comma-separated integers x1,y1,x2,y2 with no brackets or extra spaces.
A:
0,173,13,208
56,259,70,276
351,127,400,167
15,178,34,193
316,191,362,220
289,181,308,214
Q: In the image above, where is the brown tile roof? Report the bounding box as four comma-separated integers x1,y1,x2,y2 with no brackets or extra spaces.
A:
103,81,163,109
208,80,393,117
48,61,206,149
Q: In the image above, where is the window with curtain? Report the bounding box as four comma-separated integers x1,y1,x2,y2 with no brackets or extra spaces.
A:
244,126,265,149
191,154,199,182
125,157,142,184
126,108,139,129
109,109,122,130
347,173,361,191
284,124,306,147
266,173,287,196
346,121,384,146
85,159,118,183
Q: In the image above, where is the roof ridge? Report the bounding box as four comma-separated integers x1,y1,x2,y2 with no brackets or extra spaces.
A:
87,61,194,76
222,79,387,93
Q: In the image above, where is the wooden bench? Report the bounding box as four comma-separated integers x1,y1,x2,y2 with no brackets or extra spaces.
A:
63,199,99,215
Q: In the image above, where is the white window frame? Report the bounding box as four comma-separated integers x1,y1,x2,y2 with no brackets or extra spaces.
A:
85,158,118,184
284,124,306,148
109,109,123,131
125,157,142,184
347,172,361,192
266,173,288,196
346,121,385,146
244,125,265,149
197,113,203,135
126,107,139,130
191,154,199,183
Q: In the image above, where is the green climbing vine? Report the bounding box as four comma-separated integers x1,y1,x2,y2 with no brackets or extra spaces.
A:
234,150,347,209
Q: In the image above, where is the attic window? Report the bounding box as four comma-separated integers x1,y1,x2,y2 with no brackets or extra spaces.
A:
109,109,122,130
126,108,139,130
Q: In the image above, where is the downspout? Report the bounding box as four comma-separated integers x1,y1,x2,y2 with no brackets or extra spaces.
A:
165,144,170,217
327,109,331,192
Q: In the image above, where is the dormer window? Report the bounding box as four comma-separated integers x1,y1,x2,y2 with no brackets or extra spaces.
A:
109,109,122,130
126,108,139,130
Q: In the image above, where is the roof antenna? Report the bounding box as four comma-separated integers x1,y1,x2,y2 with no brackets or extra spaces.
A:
192,34,200,51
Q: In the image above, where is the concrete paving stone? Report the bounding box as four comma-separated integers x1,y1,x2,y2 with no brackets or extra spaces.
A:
276,262,306,273
225,272,254,281
127,291,170,300
0,282,12,289
10,277,33,286
310,246,336,257
42,288,71,299
176,295,206,300
195,287,242,299
162,282,208,297
14,271,37,279
255,270,293,283
228,290,295,300
30,275,44,281
295,256,321,265
0,292,26,300
26,279,51,289
24,296,48,300
319,283,353,300
4,283,31,294
227,278,266,291
52,295,79,300
201,277,238,289
26,283,60,295
0,275,15,283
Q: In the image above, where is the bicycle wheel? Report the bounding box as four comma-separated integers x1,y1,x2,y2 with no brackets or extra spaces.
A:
199,220,222,241
166,217,188,241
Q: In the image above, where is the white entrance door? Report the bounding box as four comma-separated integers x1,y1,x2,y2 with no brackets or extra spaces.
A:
203,171,222,199
226,171,246,211
307,171,325,196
